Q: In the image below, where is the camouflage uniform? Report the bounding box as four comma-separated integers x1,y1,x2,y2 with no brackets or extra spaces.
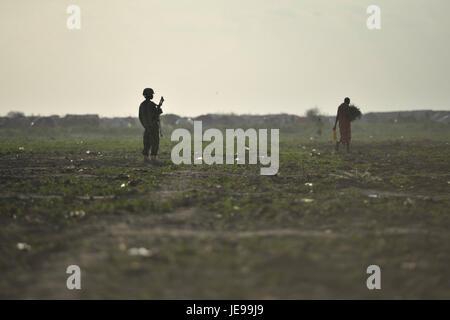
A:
139,99,162,157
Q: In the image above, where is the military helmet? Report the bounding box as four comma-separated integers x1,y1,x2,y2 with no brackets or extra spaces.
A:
143,88,154,96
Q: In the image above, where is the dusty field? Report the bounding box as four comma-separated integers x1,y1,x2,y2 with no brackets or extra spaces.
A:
0,123,449,299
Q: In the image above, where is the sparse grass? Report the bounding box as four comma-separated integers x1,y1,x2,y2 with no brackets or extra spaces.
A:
0,122,449,299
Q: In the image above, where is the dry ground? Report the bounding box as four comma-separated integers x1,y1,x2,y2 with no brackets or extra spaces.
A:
0,125,449,299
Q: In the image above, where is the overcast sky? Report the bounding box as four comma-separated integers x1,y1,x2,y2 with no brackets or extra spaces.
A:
0,0,449,117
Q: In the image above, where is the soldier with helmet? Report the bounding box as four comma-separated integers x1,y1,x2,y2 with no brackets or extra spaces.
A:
139,88,164,162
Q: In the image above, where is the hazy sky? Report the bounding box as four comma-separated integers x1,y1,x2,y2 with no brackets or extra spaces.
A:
1,0,449,117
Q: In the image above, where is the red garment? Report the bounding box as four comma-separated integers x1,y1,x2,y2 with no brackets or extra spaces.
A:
337,103,351,143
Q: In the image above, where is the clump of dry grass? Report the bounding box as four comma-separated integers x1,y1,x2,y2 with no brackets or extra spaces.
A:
347,104,362,121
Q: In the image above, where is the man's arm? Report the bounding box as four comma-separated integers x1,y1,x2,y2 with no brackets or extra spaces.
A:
139,104,147,128
333,106,339,130
146,101,162,122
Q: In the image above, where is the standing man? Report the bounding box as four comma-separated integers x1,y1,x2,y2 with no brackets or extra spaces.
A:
139,88,164,162
333,97,351,153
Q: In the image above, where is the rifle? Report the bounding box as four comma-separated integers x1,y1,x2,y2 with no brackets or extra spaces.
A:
157,96,164,137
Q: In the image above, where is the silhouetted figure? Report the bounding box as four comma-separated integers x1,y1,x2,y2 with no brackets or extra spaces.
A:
316,117,323,136
139,88,164,162
333,97,351,153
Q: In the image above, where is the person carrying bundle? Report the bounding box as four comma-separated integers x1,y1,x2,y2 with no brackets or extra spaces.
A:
333,97,352,153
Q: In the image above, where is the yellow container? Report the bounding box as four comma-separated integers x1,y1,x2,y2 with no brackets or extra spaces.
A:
333,129,337,141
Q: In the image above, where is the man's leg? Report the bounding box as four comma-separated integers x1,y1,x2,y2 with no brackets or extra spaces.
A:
346,141,350,153
143,129,150,161
149,127,160,161
335,141,340,152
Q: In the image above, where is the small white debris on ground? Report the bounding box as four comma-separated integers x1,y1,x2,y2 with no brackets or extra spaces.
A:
16,242,31,251
69,210,86,218
128,247,154,257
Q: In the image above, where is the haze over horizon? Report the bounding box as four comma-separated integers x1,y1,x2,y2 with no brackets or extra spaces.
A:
1,0,449,118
